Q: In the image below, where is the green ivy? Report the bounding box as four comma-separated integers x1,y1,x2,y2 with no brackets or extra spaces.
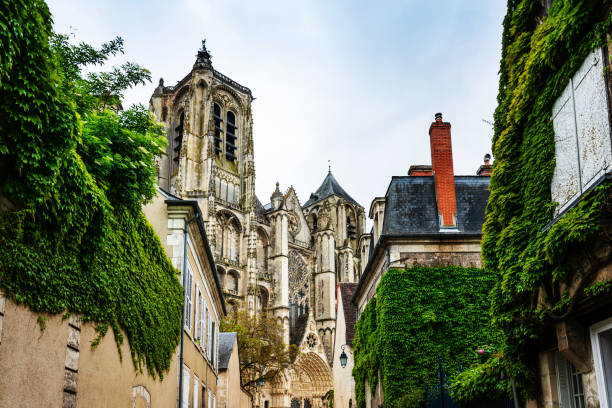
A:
0,0,183,378
352,267,503,408
482,0,612,398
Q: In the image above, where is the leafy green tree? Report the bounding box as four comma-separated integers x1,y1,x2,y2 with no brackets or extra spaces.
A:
50,33,151,114
221,307,298,394
0,0,182,378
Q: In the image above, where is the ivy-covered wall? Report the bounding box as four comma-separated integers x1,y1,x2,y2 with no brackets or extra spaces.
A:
482,0,612,397
0,0,183,378
352,267,502,408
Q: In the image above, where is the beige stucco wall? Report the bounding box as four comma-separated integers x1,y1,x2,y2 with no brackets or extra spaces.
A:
218,337,251,408
143,191,222,404
0,297,66,408
77,319,178,407
0,296,177,408
332,289,355,408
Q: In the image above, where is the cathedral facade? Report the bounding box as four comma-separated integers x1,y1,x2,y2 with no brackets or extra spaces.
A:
149,42,365,408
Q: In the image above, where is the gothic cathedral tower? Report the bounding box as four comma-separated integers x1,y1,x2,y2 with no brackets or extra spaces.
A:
149,40,260,314
150,41,366,407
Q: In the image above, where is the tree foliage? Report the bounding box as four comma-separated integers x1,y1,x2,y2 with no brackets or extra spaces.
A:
221,307,298,394
481,0,612,398
0,0,182,378
352,267,503,408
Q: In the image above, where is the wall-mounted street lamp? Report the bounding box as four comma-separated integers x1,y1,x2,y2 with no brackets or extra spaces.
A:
339,344,350,368
259,377,265,387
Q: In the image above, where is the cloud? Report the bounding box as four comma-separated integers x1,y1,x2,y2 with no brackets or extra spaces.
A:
47,0,506,225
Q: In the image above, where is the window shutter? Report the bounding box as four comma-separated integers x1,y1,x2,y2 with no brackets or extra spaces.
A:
200,301,205,344
208,389,212,408
193,378,199,408
185,269,193,331
182,367,190,408
194,285,200,340
215,325,219,370
556,353,572,408
208,310,213,360
211,321,216,366
213,394,216,408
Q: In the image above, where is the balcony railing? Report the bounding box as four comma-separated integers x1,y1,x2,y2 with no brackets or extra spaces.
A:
215,198,241,211
290,236,312,249
219,257,241,268
257,272,272,282
223,288,239,296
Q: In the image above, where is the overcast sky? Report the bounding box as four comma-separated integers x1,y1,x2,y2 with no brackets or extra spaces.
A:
48,0,506,216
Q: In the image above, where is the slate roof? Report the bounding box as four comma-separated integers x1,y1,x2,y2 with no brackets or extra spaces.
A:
303,171,360,208
352,175,490,305
218,332,237,371
381,176,489,236
339,283,358,345
255,196,268,220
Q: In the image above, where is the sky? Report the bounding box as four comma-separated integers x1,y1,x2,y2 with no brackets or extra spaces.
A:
48,0,506,218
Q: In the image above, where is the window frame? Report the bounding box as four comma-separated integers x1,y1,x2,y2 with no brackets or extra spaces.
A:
591,316,612,408
182,365,190,408
185,265,194,332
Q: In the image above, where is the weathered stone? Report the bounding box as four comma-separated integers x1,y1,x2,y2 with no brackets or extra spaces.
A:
63,371,78,394
64,347,79,372
62,391,76,408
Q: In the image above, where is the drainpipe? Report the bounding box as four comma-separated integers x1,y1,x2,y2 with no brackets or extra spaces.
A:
178,212,200,408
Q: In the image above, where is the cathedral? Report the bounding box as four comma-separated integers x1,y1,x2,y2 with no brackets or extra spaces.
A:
149,41,365,408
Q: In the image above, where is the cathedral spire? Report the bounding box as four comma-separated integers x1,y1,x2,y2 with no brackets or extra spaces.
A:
193,39,212,69
271,182,283,210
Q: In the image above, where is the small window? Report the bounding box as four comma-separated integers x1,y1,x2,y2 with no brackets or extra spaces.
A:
213,103,223,157
556,353,586,408
226,111,237,162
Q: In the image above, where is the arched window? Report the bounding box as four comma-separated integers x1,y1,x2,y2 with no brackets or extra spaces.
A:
227,270,239,293
226,111,237,162
173,111,185,164
214,177,221,197
220,180,227,202
217,266,226,287
233,184,239,203
227,183,234,203
213,103,223,156
257,229,268,270
229,221,240,262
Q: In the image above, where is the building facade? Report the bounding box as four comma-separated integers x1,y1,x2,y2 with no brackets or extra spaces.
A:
217,332,252,408
149,41,366,408
352,113,491,406
144,188,226,408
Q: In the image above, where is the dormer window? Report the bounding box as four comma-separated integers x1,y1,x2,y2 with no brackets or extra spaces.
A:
213,103,223,156
226,111,237,162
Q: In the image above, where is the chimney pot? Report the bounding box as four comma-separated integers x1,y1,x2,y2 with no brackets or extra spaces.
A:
435,112,443,122
484,153,491,164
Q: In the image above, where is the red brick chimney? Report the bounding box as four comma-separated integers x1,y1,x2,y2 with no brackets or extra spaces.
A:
429,113,457,228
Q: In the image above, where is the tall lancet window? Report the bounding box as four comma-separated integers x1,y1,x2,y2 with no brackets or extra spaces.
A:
213,103,223,156
173,111,185,164
226,111,237,162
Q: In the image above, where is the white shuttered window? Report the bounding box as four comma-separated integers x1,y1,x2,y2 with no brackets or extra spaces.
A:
185,267,193,331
